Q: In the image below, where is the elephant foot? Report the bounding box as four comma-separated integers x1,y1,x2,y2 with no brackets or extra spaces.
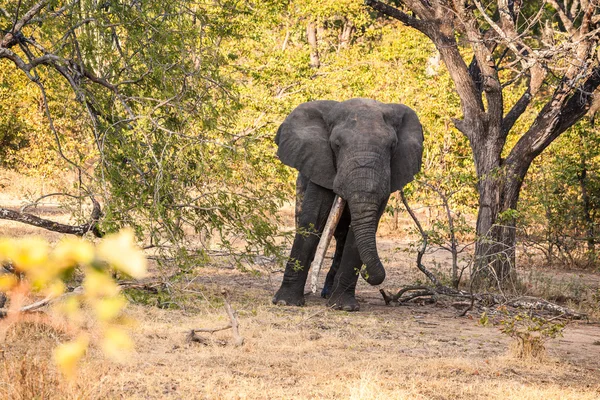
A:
320,283,333,299
327,292,360,312
272,287,305,306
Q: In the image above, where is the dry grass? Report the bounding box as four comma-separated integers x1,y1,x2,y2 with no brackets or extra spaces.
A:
4,275,600,399
0,318,111,399
89,292,599,400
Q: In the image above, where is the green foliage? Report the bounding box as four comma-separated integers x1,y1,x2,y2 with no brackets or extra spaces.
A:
123,287,180,310
520,119,600,268
1,0,291,269
499,310,567,360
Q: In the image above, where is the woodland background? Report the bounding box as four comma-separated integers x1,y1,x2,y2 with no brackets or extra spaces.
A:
2,0,600,277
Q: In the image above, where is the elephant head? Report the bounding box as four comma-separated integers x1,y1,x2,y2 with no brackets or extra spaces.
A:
275,98,424,285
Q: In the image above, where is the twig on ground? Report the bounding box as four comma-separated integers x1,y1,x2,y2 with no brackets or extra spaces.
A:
222,289,244,347
188,289,244,346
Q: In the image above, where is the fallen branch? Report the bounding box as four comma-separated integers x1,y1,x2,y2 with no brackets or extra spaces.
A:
505,297,586,319
187,324,231,343
0,286,83,316
188,289,244,346
0,196,103,237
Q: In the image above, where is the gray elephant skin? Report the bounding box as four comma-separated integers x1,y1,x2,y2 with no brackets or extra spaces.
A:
273,98,424,311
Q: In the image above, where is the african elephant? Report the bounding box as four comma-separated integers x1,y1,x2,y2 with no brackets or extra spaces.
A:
272,98,424,311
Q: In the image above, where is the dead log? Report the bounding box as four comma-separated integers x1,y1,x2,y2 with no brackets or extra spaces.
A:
309,196,346,294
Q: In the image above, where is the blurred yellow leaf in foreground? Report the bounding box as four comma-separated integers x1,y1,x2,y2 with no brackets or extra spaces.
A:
53,335,90,379
97,229,148,279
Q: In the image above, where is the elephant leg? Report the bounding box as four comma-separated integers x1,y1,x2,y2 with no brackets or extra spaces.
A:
327,197,389,311
326,228,362,311
321,207,350,299
273,181,336,306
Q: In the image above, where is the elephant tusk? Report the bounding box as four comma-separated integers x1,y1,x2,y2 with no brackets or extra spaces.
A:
309,195,346,294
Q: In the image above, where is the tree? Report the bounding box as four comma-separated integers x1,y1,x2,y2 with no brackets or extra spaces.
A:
0,1,288,266
366,0,600,286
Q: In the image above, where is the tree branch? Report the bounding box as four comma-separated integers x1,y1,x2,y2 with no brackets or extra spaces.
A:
2,0,49,48
506,66,600,168
455,1,503,125
364,0,427,31
0,196,103,237
547,0,576,34
366,0,484,132
554,66,600,134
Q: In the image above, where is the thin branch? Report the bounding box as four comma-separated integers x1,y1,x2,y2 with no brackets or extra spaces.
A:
20,192,88,213
2,0,49,48
418,181,459,286
222,291,244,347
502,88,533,135
547,0,576,34
191,324,232,334
399,190,440,287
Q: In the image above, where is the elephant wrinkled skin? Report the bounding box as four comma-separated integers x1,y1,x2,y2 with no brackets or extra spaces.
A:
273,98,424,311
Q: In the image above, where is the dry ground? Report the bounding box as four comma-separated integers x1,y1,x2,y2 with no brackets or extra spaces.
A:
1,172,600,399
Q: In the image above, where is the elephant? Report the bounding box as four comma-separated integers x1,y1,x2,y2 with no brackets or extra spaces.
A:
272,98,424,311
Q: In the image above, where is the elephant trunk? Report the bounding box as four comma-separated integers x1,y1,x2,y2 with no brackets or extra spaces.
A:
348,199,385,285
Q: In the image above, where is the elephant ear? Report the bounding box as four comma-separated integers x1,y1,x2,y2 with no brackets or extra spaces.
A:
275,100,339,189
385,104,424,192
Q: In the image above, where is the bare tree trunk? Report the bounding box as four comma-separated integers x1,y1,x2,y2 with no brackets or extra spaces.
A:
339,19,355,50
307,21,320,69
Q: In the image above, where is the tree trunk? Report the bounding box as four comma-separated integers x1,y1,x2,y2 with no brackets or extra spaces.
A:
469,128,510,287
307,21,320,69
339,19,355,50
